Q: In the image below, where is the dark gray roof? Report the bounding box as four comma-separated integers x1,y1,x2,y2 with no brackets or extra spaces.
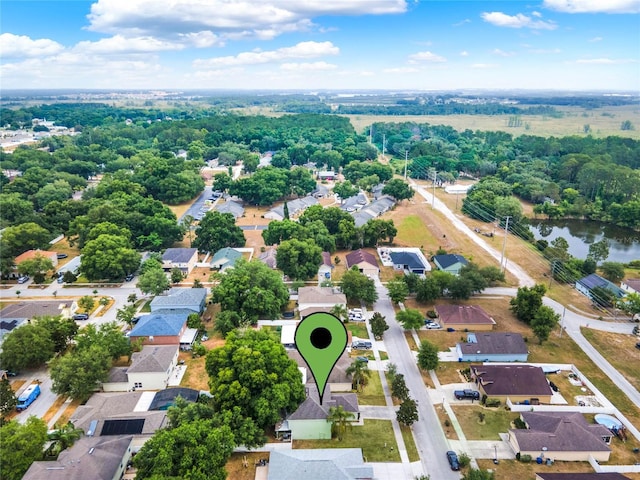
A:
389,251,425,270
513,412,612,453
215,200,244,218
162,248,197,263
577,274,625,297
459,332,528,355
128,345,177,373
472,364,552,397
267,448,372,480
287,397,328,420
23,435,133,480
433,253,468,270
0,301,72,320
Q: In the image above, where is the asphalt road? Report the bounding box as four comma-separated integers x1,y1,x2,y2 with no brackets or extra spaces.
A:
373,278,461,479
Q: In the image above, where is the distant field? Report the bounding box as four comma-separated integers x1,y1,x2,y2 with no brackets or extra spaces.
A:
343,104,640,139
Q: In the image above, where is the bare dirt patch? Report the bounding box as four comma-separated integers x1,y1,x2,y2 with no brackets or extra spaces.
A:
226,452,270,480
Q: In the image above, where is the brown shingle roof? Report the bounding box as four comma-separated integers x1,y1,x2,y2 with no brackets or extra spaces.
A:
436,304,495,326
459,332,527,355
471,364,552,397
513,411,611,453
345,249,379,269
623,278,640,293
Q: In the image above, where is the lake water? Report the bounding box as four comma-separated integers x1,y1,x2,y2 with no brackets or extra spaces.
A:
528,219,640,263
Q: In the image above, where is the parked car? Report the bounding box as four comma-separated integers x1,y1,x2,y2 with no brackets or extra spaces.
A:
72,313,89,321
454,389,480,400
635,342,640,350
356,356,369,363
352,340,372,350
424,321,441,329
56,253,68,259
17,275,29,284
57,276,64,284
124,274,134,282
446,451,460,471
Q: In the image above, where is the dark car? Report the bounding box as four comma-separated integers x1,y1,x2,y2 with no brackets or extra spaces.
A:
356,356,369,363
124,274,134,282
56,253,68,259
635,342,640,350
73,313,89,321
446,451,460,471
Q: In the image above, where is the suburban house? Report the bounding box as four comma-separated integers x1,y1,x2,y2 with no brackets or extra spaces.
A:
340,193,368,213
318,252,334,283
210,247,242,271
456,332,528,362
312,183,330,198
288,349,354,394
435,304,496,331
432,253,469,275
14,249,59,270
258,247,278,269
621,278,640,295
297,286,347,318
1,301,78,344
161,248,198,274
102,345,179,392
509,412,612,462
267,448,373,480
535,473,631,480
389,251,430,276
264,196,319,221
345,249,379,278
471,364,553,404
317,170,337,181
23,436,134,480
150,287,207,314
214,199,245,218
575,274,625,302
359,195,395,219
353,210,375,228
128,313,188,346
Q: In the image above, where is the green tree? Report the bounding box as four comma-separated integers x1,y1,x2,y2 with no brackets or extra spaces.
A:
16,254,54,279
134,421,234,480
0,222,51,257
396,308,424,330
587,239,610,264
187,312,205,331
193,211,245,253
116,304,138,328
509,284,546,324
0,378,17,418
214,310,244,337
206,329,305,429
327,405,351,441
46,421,83,456
531,305,560,344
462,468,496,480
212,260,289,324
80,234,141,281
333,181,359,204
75,322,132,360
137,266,170,296
370,312,389,339
391,373,410,401
0,417,48,480
50,345,112,401
36,315,78,353
345,358,371,391
387,278,409,304
330,304,349,323
382,178,415,201
78,295,95,313
275,238,322,280
170,267,184,284
397,398,419,426
417,339,439,370
0,323,55,371
619,292,640,317
600,262,625,283
340,267,378,306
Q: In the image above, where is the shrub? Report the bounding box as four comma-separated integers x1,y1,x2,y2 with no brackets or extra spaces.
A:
485,398,501,407
481,394,487,405
426,310,437,319
520,454,532,463
514,417,527,429
444,419,451,427
458,452,471,468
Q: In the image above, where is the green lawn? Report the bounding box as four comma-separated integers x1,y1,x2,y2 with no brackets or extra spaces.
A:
293,419,401,462
450,405,520,440
140,300,152,313
346,322,369,339
357,371,386,406
395,214,438,248
399,424,420,462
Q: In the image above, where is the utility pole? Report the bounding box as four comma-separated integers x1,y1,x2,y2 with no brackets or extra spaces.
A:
500,216,511,272
432,170,437,210
403,150,408,180
559,306,566,338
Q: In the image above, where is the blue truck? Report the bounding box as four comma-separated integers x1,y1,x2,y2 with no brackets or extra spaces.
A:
16,383,41,411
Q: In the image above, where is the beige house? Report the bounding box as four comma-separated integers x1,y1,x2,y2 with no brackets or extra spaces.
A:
435,304,496,331
471,364,553,404
509,412,612,462
297,286,347,318
102,345,178,392
161,248,198,274
345,249,379,278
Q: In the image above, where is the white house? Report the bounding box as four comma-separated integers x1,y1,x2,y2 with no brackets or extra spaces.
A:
103,345,178,392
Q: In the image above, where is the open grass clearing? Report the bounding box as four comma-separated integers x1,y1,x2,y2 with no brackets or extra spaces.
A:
357,370,386,406
399,424,420,462
434,363,466,385
225,452,270,480
346,322,369,340
435,403,459,440
581,328,640,391
293,419,401,462
450,405,519,441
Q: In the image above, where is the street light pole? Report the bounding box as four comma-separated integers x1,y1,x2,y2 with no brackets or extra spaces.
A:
500,216,511,273
403,150,408,180
559,306,566,338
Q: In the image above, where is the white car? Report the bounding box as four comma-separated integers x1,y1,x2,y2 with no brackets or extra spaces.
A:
425,321,442,330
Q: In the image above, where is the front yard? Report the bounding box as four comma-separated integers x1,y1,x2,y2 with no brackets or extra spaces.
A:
450,405,519,441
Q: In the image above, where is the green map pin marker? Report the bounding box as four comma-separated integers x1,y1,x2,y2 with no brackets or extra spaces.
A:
295,312,348,405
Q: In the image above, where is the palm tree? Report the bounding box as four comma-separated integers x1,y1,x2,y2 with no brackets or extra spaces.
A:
330,304,349,323
326,405,351,441
346,358,371,392
48,421,84,455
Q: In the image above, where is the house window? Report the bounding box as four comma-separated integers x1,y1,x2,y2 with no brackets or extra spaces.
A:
134,382,143,388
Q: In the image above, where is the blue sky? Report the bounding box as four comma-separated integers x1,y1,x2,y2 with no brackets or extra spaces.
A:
1,0,639,91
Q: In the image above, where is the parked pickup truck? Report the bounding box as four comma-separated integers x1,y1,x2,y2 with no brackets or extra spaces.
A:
454,389,480,400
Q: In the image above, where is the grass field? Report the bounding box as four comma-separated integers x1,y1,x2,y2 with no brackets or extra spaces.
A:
399,424,420,462
357,371,386,406
450,405,519,441
293,419,401,462
581,328,640,391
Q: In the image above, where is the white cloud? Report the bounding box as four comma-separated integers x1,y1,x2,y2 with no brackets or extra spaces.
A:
73,35,188,54
589,36,603,42
0,33,64,58
481,11,557,30
460,51,469,56
383,67,420,73
492,48,515,57
575,57,637,64
408,51,447,63
280,61,337,71
193,41,339,68
529,48,562,54
471,63,498,69
453,18,471,26
531,10,543,17
543,0,640,14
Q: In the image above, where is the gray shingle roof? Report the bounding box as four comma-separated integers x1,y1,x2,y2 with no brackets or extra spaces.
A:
162,248,197,263
0,301,72,320
459,332,528,355
267,448,372,480
215,200,244,218
128,345,177,373
472,364,552,397
433,253,468,270
150,288,207,312
535,473,630,480
389,251,425,270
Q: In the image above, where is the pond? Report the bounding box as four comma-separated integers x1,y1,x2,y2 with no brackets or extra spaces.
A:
528,219,640,263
